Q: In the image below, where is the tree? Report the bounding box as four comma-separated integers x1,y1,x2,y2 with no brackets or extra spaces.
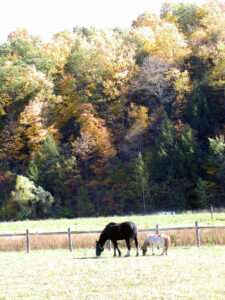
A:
195,177,210,208
76,187,94,217
133,56,176,108
11,175,54,219
207,135,225,205
183,80,219,137
126,103,149,152
132,12,189,63
72,103,116,177
161,2,206,35
135,152,149,214
65,43,105,100
152,113,176,180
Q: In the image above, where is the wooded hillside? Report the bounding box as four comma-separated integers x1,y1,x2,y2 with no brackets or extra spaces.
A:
0,1,224,220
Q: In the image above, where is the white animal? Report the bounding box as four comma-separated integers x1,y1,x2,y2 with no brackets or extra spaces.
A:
141,233,170,256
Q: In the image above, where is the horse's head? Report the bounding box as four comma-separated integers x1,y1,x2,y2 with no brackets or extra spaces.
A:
96,241,104,257
142,248,147,256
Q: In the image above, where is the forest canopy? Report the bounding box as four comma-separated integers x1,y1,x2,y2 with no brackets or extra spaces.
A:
0,0,224,220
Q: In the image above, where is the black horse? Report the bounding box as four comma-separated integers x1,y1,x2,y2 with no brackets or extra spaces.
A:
96,221,139,257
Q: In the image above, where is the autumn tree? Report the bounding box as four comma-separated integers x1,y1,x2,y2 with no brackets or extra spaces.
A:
133,56,176,108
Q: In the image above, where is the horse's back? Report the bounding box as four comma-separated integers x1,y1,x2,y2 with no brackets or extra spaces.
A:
104,221,138,241
147,234,164,245
119,221,138,238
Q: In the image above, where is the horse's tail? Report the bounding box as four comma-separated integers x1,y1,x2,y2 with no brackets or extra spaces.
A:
164,234,170,253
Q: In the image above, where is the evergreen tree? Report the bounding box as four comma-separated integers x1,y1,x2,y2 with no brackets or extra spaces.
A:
135,152,149,214
152,113,176,180
175,124,200,180
76,187,94,217
195,177,209,209
183,80,218,137
26,160,38,182
207,136,225,205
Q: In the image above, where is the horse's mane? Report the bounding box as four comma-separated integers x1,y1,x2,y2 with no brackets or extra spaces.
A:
100,222,117,237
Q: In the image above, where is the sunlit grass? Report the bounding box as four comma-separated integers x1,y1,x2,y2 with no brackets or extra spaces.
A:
0,210,225,234
0,246,224,299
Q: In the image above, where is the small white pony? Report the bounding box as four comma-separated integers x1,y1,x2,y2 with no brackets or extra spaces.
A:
141,233,170,256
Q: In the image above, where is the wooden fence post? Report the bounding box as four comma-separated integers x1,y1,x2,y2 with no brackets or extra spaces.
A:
68,228,73,252
211,205,213,220
195,221,200,248
156,225,159,249
26,229,30,253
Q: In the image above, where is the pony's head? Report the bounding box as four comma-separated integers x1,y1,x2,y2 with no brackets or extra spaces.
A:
141,241,148,256
96,241,104,257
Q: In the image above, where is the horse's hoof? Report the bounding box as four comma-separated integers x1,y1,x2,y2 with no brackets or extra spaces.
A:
124,254,130,257
152,253,155,256
136,253,139,257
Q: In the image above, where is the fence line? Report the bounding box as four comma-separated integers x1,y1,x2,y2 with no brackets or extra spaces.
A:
0,223,225,253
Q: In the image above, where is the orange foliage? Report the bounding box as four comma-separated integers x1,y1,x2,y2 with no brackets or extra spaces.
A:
8,28,31,40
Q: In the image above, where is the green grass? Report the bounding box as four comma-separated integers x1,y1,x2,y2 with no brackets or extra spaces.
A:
0,211,225,234
0,246,224,299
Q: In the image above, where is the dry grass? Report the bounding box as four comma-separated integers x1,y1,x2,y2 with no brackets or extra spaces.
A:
0,229,225,252
0,246,224,299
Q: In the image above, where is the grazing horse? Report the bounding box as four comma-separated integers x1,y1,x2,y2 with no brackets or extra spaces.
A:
96,221,139,257
141,233,170,256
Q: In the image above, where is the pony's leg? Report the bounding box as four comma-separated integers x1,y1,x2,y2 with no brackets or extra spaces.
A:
134,236,139,256
151,244,155,255
124,239,131,257
161,243,165,255
165,240,168,255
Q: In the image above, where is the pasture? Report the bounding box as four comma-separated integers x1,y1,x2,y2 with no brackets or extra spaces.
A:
0,246,224,299
0,211,225,251
1,210,225,233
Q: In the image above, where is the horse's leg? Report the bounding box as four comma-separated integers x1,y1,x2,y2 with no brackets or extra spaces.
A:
134,236,139,256
113,242,117,257
114,241,121,257
124,239,131,257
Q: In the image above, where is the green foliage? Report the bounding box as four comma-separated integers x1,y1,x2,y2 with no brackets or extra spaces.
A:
194,177,212,209
26,160,38,182
152,113,176,179
135,152,149,214
183,80,218,137
11,175,54,219
0,38,56,74
207,136,225,204
76,187,94,217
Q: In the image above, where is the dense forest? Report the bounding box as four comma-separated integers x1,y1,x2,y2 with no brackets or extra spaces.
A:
0,1,224,220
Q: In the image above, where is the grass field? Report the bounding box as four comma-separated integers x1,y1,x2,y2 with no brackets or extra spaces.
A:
0,246,224,299
1,211,225,251
1,210,225,233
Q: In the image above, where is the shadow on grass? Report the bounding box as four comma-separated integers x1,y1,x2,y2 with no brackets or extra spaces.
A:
73,254,112,260
73,256,98,260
